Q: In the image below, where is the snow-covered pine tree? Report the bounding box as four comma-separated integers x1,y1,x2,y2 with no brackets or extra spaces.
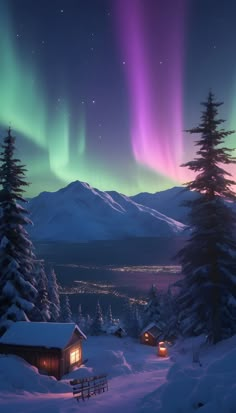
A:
90,300,104,335
77,303,83,323
177,91,236,344
122,298,133,334
47,267,61,321
31,260,50,321
129,304,141,338
106,304,113,325
122,299,140,337
77,303,83,324
84,313,92,334
162,287,179,341
104,304,117,333
60,294,73,322
143,284,166,332
0,128,37,333
76,303,86,331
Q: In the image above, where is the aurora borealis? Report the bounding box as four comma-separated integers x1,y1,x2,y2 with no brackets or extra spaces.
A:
114,0,186,181
0,0,236,197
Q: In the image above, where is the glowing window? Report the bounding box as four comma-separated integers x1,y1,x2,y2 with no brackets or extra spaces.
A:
70,348,80,365
144,333,149,338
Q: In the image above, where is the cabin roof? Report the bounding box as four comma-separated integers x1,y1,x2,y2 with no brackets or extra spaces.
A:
0,322,86,349
141,322,161,338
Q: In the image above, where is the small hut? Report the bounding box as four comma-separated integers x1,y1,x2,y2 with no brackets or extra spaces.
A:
0,322,86,380
140,322,162,346
105,324,127,337
113,326,127,338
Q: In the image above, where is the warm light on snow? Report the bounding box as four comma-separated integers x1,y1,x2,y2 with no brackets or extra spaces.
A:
1,335,236,412
158,342,168,357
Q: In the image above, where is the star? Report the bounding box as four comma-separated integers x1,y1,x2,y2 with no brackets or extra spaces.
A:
122,61,126,65
60,9,64,13
92,100,96,104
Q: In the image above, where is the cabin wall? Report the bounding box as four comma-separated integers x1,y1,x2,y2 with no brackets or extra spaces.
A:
66,330,83,347
140,333,157,346
0,344,62,379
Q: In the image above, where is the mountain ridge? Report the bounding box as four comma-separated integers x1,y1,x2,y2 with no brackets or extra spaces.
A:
27,180,186,242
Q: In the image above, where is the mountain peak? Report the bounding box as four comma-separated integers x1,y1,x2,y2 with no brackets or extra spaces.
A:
28,181,185,242
60,180,93,192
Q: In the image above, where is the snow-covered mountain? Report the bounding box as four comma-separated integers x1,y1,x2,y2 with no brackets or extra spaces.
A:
28,181,185,242
131,186,197,224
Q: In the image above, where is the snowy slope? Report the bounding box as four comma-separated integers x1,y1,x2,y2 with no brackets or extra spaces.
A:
131,187,198,224
1,334,236,413
27,181,185,242
132,187,236,225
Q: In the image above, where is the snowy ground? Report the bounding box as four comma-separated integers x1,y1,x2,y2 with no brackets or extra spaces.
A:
0,334,236,413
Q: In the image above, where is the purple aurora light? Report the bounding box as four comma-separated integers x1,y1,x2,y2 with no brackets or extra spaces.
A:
114,0,187,181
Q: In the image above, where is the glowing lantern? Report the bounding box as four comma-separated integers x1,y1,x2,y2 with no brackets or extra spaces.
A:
158,341,168,357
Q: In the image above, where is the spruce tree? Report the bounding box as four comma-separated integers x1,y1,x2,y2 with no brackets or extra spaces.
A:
106,305,113,325
0,128,37,333
143,284,166,331
177,91,236,343
122,298,133,334
77,303,83,323
129,304,141,338
76,303,86,331
122,300,141,337
84,313,92,334
31,260,50,321
162,287,179,341
76,303,83,324
47,267,61,321
90,300,104,335
60,294,73,322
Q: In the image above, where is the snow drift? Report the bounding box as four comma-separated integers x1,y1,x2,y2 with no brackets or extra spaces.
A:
1,335,236,413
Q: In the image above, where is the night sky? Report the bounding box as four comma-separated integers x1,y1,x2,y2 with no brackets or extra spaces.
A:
0,0,236,197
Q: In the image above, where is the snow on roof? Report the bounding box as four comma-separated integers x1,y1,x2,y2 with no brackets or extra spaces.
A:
0,322,86,349
141,322,160,336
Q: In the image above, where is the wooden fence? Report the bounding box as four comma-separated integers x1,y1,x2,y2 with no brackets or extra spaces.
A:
70,374,108,401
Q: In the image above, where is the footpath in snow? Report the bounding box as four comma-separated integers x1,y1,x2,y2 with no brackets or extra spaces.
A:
0,334,236,413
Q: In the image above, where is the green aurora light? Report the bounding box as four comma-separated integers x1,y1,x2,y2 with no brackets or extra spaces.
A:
0,3,178,197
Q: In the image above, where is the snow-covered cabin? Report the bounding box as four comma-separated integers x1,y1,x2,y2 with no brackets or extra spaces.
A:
140,322,162,346
0,322,86,379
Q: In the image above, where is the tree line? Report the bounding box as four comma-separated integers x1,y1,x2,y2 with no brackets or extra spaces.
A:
0,91,236,344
